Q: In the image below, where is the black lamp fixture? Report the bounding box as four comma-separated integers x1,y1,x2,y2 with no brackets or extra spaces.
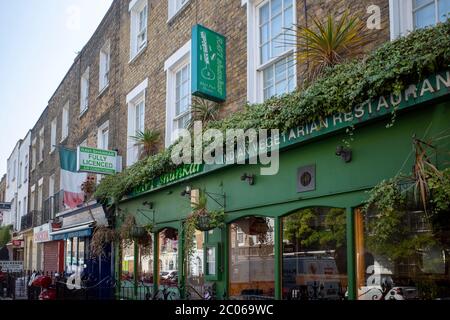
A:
181,186,192,197
241,173,255,185
336,146,352,163
142,201,153,210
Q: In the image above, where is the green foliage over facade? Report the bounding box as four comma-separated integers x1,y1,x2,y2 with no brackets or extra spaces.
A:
95,21,450,204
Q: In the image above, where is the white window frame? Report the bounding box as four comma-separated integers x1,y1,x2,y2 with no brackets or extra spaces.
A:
389,0,449,40
30,185,36,211
244,0,297,104
126,79,148,166
23,155,28,183
50,117,57,153
18,161,22,186
99,40,111,92
97,120,110,150
31,138,37,170
168,0,190,22
49,174,55,217
129,0,149,61
61,102,69,142
37,178,44,212
80,67,90,115
164,40,191,147
38,128,44,164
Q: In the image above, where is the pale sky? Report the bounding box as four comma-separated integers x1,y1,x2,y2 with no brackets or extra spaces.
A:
0,0,113,176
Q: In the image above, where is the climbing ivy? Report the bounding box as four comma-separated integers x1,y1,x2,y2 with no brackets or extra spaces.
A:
95,21,450,204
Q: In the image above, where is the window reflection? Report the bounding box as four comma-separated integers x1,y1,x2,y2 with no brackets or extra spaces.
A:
121,241,135,289
229,217,275,299
356,206,450,300
158,228,178,287
282,207,348,300
187,230,205,299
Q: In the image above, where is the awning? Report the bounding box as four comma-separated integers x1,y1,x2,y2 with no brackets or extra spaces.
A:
50,223,93,240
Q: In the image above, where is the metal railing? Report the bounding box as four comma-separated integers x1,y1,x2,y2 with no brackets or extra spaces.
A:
20,210,42,230
0,270,116,300
42,190,65,223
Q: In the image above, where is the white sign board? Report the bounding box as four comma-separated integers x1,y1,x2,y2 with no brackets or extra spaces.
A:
0,261,24,272
33,223,51,243
76,146,118,175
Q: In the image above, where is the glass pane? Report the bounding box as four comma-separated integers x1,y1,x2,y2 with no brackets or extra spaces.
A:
229,217,275,299
263,66,274,89
271,14,283,41
439,0,450,21
158,228,179,287
282,207,348,300
356,202,450,300
78,238,85,268
187,230,205,299
65,238,73,273
136,238,153,300
120,241,134,296
259,3,270,24
260,23,270,45
414,0,434,8
275,59,286,83
284,0,293,8
414,4,436,29
271,0,282,16
284,6,293,29
260,43,270,64
272,33,284,58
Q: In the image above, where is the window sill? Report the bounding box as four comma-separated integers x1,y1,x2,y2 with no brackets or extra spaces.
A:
79,107,89,119
129,44,147,65
256,49,295,72
167,1,191,24
98,84,110,98
60,136,68,144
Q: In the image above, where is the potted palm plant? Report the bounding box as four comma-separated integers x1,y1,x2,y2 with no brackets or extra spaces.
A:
130,129,161,159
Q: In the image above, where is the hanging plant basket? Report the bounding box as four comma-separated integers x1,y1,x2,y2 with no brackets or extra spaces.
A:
194,210,225,231
131,226,147,239
195,214,215,231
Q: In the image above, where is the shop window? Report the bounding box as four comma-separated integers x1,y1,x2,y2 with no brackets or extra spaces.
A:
355,205,450,300
64,237,89,274
282,207,348,300
187,230,205,299
121,241,135,289
158,228,179,287
229,216,275,299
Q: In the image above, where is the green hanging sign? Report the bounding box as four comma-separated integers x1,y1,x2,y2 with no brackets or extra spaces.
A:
191,24,226,102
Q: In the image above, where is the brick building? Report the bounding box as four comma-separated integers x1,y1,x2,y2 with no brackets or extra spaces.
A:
3,0,449,299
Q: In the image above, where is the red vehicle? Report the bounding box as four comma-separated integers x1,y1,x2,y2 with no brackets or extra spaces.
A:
31,275,57,300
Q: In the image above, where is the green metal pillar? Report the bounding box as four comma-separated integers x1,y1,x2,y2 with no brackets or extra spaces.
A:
153,232,159,296
274,217,282,300
346,207,356,300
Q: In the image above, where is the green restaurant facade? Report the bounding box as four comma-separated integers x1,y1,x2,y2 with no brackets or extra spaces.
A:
115,71,450,300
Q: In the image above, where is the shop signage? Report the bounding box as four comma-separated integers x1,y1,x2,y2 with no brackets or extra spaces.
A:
0,261,23,272
192,24,226,102
131,164,204,197
0,202,11,210
128,70,450,199
33,223,51,243
12,240,23,247
277,71,450,150
77,146,118,175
